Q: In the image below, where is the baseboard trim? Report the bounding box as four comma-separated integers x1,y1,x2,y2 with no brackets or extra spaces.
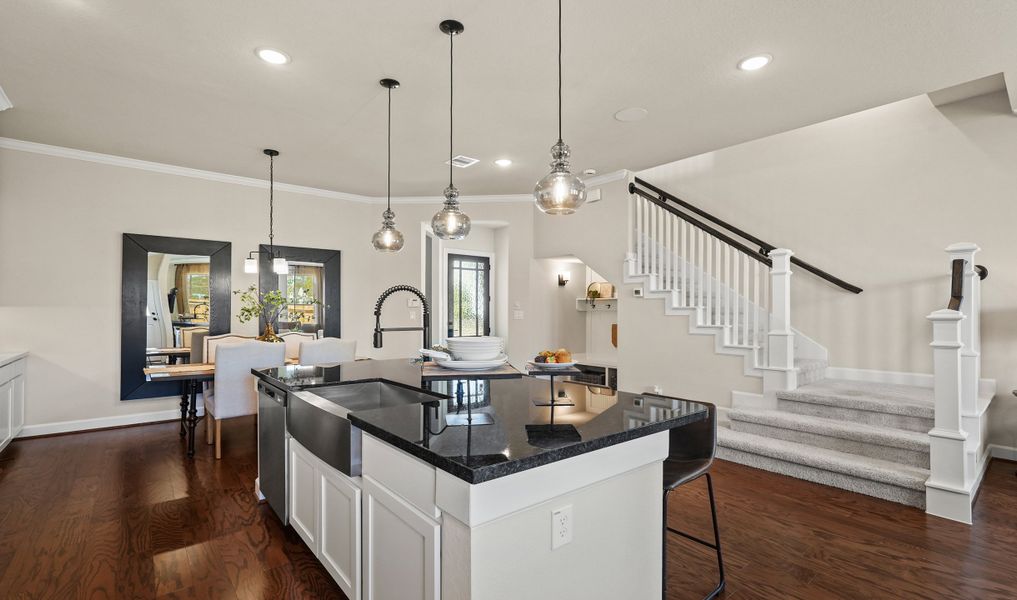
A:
18,407,204,438
989,444,1017,461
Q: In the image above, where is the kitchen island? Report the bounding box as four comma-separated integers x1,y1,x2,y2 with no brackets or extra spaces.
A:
254,359,707,600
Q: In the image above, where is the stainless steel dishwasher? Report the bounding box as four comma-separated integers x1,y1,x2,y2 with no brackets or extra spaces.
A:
258,379,289,524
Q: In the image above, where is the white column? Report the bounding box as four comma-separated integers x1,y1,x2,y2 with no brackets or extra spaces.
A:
925,309,973,524
763,249,796,393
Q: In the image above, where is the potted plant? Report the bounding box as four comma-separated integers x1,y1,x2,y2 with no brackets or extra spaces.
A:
234,284,319,342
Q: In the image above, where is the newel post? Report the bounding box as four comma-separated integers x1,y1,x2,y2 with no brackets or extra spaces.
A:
925,309,972,524
945,243,981,459
763,249,797,393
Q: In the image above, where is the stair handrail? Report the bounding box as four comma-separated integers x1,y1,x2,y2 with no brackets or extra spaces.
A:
630,178,863,294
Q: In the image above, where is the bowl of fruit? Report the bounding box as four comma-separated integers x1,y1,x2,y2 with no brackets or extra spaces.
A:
530,348,576,369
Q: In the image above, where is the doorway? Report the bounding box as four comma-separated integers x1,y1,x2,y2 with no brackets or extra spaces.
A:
447,253,491,337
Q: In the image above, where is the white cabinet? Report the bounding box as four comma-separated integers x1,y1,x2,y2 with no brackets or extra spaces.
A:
363,475,441,600
0,356,26,454
10,375,24,435
288,438,362,600
0,379,11,452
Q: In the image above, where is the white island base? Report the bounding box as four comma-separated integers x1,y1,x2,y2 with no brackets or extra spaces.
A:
360,431,668,600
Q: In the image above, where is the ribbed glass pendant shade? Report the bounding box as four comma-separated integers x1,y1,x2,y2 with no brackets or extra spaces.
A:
534,140,586,214
431,184,471,240
372,208,405,252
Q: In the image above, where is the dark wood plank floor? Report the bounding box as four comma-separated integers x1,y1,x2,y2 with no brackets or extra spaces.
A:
1,417,1015,599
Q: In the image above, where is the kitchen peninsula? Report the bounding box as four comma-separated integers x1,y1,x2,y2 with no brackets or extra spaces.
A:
253,359,707,600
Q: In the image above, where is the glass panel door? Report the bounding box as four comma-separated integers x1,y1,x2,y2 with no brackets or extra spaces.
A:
447,254,491,338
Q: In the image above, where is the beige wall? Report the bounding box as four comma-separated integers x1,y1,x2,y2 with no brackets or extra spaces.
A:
639,91,1017,447
0,147,537,429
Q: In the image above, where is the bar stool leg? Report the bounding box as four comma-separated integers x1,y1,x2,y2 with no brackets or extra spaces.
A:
705,473,726,599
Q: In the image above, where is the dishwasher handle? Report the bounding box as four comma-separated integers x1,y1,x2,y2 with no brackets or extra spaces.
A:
258,382,287,406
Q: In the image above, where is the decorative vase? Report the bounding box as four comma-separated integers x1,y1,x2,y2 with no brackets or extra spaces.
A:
257,323,283,343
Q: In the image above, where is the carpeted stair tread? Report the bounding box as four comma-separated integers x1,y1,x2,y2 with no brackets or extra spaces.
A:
717,428,929,491
727,408,929,452
777,379,934,418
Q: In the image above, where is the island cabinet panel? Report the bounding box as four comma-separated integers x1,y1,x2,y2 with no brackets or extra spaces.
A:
320,466,362,600
288,437,364,600
363,475,441,600
0,379,11,451
289,439,320,551
10,374,24,435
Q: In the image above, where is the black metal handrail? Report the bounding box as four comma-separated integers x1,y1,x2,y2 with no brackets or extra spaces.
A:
630,178,863,294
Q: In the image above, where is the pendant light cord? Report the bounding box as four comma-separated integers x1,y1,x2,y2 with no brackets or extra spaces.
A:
269,153,275,254
558,0,563,144
449,29,454,187
387,86,392,211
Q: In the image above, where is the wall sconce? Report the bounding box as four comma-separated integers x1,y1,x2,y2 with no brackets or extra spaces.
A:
558,271,571,287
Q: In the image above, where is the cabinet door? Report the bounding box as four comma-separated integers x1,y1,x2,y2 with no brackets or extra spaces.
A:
363,476,440,600
320,467,362,600
10,375,24,435
288,440,319,552
0,380,11,452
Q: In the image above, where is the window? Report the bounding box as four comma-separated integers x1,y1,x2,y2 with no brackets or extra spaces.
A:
186,272,209,319
447,254,490,337
280,265,322,329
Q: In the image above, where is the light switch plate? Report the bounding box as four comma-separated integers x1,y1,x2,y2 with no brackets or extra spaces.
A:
552,505,573,549
513,310,525,320
407,298,420,307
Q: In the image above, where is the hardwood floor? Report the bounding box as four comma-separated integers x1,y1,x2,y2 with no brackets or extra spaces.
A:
1,417,1015,599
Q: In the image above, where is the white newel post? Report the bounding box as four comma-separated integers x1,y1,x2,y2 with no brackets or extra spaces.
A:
945,242,982,484
763,249,797,394
925,309,973,524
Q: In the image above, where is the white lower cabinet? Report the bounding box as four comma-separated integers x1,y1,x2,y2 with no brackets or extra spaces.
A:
363,475,441,600
288,438,363,600
0,379,12,451
1,356,28,455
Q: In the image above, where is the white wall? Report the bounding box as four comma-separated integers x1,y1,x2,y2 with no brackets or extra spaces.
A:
0,147,537,430
639,91,1017,447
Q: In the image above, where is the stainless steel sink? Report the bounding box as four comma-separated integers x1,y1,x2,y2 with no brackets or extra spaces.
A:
287,381,439,476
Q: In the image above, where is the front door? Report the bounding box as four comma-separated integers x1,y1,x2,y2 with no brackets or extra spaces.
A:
447,254,491,338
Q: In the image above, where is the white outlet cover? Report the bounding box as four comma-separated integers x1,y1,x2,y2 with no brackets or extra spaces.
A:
632,287,644,297
552,505,573,550
513,310,525,320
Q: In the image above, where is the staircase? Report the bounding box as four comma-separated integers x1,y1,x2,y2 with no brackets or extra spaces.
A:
626,178,993,521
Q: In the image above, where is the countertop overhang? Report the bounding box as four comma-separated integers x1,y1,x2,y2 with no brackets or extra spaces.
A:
254,359,708,485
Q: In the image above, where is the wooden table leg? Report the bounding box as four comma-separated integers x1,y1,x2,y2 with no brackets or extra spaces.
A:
186,380,200,457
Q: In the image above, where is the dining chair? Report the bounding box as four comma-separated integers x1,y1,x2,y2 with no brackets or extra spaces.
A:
189,330,209,364
298,337,356,365
662,402,725,600
179,326,208,353
204,341,286,459
279,331,316,362
204,333,255,365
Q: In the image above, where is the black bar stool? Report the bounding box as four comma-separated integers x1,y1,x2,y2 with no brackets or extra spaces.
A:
662,402,725,599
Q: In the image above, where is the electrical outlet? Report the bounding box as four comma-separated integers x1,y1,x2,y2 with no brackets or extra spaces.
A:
410,310,417,320
407,298,420,308
551,505,573,550
513,310,525,320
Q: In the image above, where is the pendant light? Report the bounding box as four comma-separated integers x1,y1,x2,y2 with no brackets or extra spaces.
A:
372,78,405,252
431,19,471,240
244,149,289,274
533,0,586,215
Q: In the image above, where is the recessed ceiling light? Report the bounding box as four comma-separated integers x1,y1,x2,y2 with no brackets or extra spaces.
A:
494,158,512,167
256,47,290,65
614,107,648,122
737,54,772,71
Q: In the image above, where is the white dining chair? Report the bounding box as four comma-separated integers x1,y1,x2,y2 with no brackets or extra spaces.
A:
279,331,316,362
298,337,357,365
204,333,255,364
204,341,286,459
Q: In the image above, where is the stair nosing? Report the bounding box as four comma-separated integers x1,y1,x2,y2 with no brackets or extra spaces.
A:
727,408,929,451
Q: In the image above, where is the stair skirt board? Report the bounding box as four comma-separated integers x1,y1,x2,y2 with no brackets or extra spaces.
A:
775,399,933,433
728,420,930,469
717,446,927,509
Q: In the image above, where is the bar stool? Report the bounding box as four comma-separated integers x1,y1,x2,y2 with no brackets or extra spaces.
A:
662,402,725,599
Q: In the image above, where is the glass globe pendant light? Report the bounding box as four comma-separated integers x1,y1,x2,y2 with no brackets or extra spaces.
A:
534,0,586,215
431,19,471,240
372,78,405,252
244,149,289,274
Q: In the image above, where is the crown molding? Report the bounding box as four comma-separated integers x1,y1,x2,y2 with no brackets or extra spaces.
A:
0,86,12,111
0,137,627,205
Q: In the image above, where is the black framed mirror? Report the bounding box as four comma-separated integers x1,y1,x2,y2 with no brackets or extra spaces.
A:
121,233,231,400
258,245,341,338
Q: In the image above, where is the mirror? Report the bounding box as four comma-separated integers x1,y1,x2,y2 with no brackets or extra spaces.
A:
258,245,341,338
122,234,230,400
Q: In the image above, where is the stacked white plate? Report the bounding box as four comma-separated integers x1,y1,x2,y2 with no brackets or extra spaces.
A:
446,336,504,361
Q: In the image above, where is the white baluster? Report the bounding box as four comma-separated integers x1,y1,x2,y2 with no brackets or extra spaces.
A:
722,243,730,340
732,250,740,344
680,221,688,307
705,235,713,324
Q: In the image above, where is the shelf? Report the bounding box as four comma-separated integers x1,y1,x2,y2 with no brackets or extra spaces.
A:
576,297,618,311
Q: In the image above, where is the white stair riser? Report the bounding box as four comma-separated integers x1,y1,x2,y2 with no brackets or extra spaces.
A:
729,421,930,469
717,447,926,508
777,399,934,433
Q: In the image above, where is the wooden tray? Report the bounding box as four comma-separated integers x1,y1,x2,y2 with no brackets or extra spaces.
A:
421,362,522,380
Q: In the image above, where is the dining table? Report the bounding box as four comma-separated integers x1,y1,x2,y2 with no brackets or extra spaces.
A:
145,347,192,365
144,359,298,457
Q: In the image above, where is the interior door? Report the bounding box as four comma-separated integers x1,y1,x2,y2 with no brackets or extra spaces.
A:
447,254,491,338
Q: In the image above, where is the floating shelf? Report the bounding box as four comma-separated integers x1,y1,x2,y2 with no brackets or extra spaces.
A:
576,297,618,311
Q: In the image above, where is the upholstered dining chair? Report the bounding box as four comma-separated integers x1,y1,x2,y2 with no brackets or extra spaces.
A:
203,333,255,365
662,402,725,600
279,331,316,362
298,337,356,365
178,326,208,351
204,341,286,459
189,330,209,364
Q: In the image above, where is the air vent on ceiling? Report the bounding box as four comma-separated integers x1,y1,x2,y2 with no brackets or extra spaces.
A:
445,155,479,168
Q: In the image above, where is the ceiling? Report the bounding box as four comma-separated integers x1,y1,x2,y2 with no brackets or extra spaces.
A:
2,0,1016,197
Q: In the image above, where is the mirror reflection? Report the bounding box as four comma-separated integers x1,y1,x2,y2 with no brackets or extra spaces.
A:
277,261,325,335
146,252,211,364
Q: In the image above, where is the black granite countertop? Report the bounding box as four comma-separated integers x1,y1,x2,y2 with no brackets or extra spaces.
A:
254,359,709,484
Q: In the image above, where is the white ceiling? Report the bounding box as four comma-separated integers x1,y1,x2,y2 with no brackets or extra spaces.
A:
1,1,1016,196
